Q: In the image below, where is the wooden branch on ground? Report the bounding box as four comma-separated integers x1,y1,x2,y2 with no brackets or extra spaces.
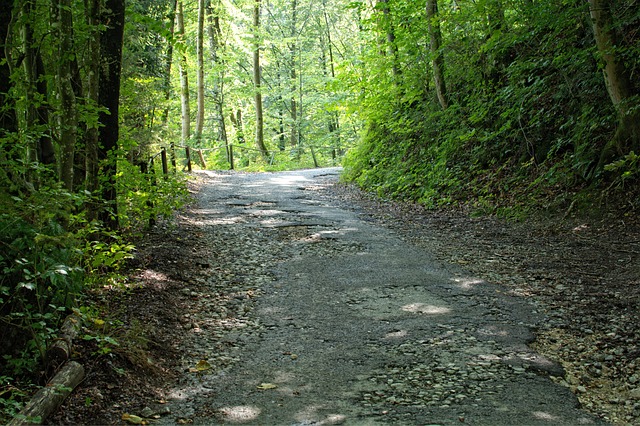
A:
8,361,85,425
46,314,82,370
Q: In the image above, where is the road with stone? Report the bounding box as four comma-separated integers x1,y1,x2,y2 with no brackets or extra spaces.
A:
158,168,604,425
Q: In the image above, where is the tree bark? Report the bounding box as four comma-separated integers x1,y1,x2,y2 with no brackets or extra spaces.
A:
177,1,191,147
588,0,640,161
289,0,298,148
0,0,15,135
377,0,400,78
46,314,82,370
97,0,125,230
195,0,205,146
206,0,229,157
21,1,55,168
8,361,84,426
253,0,268,158
162,0,178,169
56,0,78,191
322,0,341,154
85,0,102,209
427,0,448,110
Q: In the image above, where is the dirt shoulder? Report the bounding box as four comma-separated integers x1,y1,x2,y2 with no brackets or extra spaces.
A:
48,170,638,425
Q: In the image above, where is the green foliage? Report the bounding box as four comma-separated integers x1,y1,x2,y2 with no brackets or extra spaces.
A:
342,0,639,213
0,375,40,425
0,184,84,371
604,151,640,189
116,153,191,231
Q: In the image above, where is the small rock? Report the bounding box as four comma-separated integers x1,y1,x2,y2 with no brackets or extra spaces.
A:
140,407,154,418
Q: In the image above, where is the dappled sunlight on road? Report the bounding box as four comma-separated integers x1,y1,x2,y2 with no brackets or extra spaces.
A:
269,174,310,186
401,302,451,315
139,269,171,290
294,405,346,425
218,405,261,423
532,411,560,422
451,276,485,289
384,329,408,339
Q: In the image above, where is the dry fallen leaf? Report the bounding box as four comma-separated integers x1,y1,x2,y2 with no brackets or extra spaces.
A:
189,359,212,372
257,383,277,390
122,413,145,425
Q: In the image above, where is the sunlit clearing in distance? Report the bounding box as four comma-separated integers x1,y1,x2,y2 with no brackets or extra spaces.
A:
451,277,484,289
402,303,451,315
219,406,261,423
269,175,309,186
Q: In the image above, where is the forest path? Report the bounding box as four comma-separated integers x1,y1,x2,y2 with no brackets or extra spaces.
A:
155,168,602,425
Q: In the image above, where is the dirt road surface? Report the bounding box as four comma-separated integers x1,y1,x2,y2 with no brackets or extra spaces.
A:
157,168,600,425
53,168,621,425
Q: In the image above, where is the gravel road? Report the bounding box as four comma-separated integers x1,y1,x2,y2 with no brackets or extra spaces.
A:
157,168,604,425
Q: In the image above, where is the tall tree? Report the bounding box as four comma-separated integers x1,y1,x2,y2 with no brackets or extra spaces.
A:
21,1,55,169
206,0,229,156
588,0,640,163
54,0,78,190
195,0,206,145
162,0,178,168
97,0,126,229
253,0,268,158
377,0,400,78
0,1,16,140
426,0,448,110
85,0,102,208
288,0,298,148
322,0,341,155
177,0,191,147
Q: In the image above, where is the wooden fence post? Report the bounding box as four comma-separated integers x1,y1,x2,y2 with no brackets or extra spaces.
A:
229,144,234,170
170,142,176,170
148,158,157,228
185,146,192,172
140,160,156,228
161,147,168,178
198,149,207,170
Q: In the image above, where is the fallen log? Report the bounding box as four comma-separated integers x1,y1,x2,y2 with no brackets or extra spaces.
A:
8,361,85,426
46,314,82,369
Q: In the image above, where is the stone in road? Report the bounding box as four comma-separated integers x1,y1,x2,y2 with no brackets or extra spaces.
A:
164,168,603,425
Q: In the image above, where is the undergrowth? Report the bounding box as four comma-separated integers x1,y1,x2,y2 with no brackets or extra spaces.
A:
0,162,189,424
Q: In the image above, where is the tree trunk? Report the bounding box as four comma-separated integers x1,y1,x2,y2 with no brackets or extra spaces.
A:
56,0,78,191
22,1,55,169
97,0,125,230
322,0,341,154
253,0,268,158
46,314,82,370
588,0,640,162
427,0,448,110
85,0,101,215
162,0,178,169
206,0,229,156
195,0,205,146
177,1,191,147
8,361,84,426
162,0,178,127
289,0,298,148
0,0,16,144
377,0,400,78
